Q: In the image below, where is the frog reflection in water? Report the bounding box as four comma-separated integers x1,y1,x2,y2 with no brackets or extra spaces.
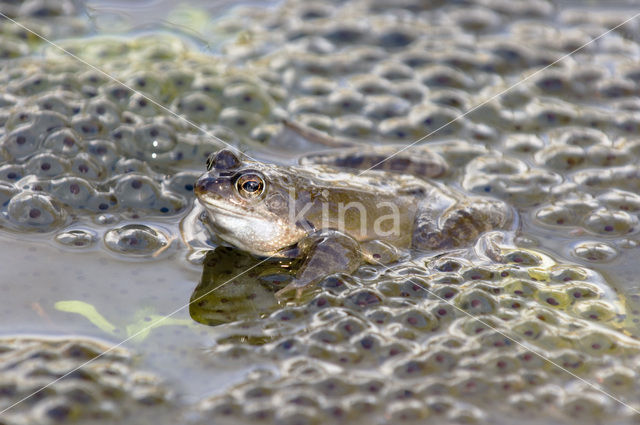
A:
194,147,511,298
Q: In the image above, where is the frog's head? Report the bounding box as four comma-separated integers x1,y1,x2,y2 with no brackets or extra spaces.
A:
194,149,307,256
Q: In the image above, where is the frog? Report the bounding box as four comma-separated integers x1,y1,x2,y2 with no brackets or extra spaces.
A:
193,143,512,299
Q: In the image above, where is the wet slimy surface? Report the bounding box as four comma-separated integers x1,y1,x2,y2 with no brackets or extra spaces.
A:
2,0,640,424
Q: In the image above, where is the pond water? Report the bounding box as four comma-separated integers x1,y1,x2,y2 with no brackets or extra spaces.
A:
2,0,640,424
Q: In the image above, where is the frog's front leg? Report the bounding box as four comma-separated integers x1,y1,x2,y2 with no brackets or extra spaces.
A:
275,230,362,300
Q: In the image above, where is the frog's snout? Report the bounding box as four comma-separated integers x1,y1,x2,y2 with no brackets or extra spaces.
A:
194,174,230,198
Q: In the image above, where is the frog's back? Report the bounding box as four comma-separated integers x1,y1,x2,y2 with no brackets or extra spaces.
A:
299,145,448,179
284,164,434,248
298,153,512,251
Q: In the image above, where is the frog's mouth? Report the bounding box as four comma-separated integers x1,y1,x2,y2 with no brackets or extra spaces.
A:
199,198,244,217
197,197,265,223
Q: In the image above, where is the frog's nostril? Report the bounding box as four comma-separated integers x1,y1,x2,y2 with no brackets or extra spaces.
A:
195,176,213,194
195,175,230,196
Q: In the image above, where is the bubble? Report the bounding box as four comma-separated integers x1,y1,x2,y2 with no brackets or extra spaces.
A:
320,21,364,43
295,114,334,134
127,71,162,95
536,290,569,309
50,177,96,207
71,114,105,139
104,224,169,256
376,27,415,48
462,266,497,281
534,70,570,93
573,300,617,322
84,98,121,130
503,279,537,297
200,397,242,417
26,152,70,177
583,208,637,236
36,91,76,115
561,393,606,419
243,402,274,422
42,128,82,156
504,134,544,154
430,89,470,111
421,66,472,89
386,400,428,422
288,97,327,116
512,320,544,339
55,229,96,248
598,367,636,392
174,92,221,123
344,290,382,310
598,189,640,212
535,144,585,170
134,123,176,154
102,83,132,105
5,189,66,231
110,125,138,156
3,126,42,160
113,174,162,209
572,241,618,262
392,81,425,103
378,117,416,141
330,115,373,139
396,309,436,330
0,164,25,182
502,249,542,266
70,153,104,180
165,171,199,196
309,329,342,345
0,181,18,206
598,78,635,99
127,93,157,116
586,144,628,167
364,307,392,326
327,89,365,115
218,107,262,132
409,105,464,136
363,95,410,121
223,84,269,114
86,140,119,169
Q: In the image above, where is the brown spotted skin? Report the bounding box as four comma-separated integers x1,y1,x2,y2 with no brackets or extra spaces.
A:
195,149,512,298
288,118,449,179
300,145,448,179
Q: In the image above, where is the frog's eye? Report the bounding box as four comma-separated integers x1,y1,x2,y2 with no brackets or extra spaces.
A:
236,173,265,198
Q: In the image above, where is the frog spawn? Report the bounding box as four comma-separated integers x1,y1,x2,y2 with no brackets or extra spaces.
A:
104,224,170,256
215,0,640,156
0,36,282,240
0,0,87,58
3,1,640,424
189,247,640,424
532,171,640,262
0,336,171,425
220,0,640,251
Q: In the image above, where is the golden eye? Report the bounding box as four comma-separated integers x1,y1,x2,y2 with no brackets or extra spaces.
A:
236,173,265,198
